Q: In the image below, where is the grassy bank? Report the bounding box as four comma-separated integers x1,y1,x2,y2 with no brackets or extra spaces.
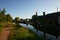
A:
0,27,2,33
0,22,47,40
8,25,37,40
8,24,48,40
0,22,12,33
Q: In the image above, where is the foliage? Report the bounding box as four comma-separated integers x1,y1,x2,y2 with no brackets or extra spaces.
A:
0,8,13,23
0,8,6,15
0,8,6,22
6,14,13,22
0,22,6,27
14,17,20,24
8,25,48,40
8,25,38,40
0,27,3,33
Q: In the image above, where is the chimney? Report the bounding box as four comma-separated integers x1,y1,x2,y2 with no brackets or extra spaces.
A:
36,12,38,16
43,12,45,16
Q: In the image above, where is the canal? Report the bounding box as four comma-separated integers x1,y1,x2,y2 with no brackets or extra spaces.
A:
20,23,60,40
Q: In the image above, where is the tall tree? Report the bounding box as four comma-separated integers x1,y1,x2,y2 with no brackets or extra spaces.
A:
0,8,6,22
0,8,13,23
1,8,6,15
6,14,13,22
15,17,20,24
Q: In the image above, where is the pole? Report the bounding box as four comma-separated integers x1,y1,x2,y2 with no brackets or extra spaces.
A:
57,0,58,12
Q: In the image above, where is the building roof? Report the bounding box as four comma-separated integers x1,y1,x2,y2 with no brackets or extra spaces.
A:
38,12,60,19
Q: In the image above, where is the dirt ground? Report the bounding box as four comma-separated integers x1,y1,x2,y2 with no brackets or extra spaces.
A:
0,27,12,40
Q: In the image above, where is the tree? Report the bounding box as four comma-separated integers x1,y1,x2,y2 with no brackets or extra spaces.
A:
0,9,1,13
1,8,6,15
0,8,13,23
0,8,6,22
15,17,20,24
6,14,13,22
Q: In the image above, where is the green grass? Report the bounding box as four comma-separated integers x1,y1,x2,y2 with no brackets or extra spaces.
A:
0,23,48,40
0,22,12,33
0,27,3,33
0,22,5,27
8,25,48,40
8,25,37,40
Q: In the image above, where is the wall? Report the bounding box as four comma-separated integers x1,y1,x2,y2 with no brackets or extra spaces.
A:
58,16,60,24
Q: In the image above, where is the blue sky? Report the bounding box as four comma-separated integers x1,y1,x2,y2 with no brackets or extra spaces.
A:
0,0,60,19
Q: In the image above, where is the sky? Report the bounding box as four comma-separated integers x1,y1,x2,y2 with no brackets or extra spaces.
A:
0,0,60,19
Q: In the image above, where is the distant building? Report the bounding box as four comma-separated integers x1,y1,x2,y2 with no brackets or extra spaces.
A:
30,12,60,27
20,19,26,23
29,12,60,37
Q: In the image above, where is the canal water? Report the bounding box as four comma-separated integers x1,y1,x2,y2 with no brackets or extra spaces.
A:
20,23,60,40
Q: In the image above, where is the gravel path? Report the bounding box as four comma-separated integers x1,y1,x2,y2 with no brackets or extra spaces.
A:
0,27,12,40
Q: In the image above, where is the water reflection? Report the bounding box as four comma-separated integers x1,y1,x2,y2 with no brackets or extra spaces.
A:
20,23,60,40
